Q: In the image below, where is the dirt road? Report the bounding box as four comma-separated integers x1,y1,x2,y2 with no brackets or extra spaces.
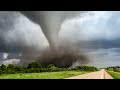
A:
66,69,113,79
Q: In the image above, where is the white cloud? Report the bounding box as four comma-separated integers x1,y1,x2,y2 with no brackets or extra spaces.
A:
60,11,120,41
3,53,8,59
2,59,20,65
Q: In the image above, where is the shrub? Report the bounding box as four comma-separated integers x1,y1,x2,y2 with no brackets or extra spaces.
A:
47,64,56,68
113,68,120,72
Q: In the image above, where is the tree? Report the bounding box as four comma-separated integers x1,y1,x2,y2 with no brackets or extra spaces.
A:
47,64,58,72
0,64,6,70
14,66,24,73
0,70,3,75
7,64,15,70
27,62,42,69
0,64,7,74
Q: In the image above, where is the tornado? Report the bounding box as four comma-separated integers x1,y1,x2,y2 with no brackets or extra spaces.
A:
20,11,89,67
20,11,83,51
20,11,65,52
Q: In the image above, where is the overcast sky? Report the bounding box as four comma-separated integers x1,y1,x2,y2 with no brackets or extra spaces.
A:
0,11,120,67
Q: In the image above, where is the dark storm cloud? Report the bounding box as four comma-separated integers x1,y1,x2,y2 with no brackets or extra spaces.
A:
0,11,48,53
1,11,120,67
76,39,120,49
0,11,19,52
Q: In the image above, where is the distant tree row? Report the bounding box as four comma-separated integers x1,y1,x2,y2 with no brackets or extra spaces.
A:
0,62,98,75
71,66,98,71
106,66,120,72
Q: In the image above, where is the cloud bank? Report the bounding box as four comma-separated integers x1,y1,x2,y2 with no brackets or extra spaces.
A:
0,11,120,67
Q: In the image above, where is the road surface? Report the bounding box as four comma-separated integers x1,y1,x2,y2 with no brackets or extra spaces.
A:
66,69,113,79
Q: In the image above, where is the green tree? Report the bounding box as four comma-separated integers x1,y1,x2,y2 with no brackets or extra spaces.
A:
0,64,6,70
0,70,3,75
7,64,15,70
27,62,42,69
0,64,7,74
47,64,58,72
14,66,24,73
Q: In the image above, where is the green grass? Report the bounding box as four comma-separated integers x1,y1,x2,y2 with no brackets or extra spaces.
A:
0,71,89,79
107,71,120,79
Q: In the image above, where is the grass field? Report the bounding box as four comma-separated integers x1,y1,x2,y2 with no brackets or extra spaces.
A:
107,71,120,79
0,71,89,79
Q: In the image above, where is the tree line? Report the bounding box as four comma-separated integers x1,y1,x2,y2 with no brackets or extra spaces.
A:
106,66,120,72
0,62,98,75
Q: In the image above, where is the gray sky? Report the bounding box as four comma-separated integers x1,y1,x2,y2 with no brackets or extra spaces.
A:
0,11,120,67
